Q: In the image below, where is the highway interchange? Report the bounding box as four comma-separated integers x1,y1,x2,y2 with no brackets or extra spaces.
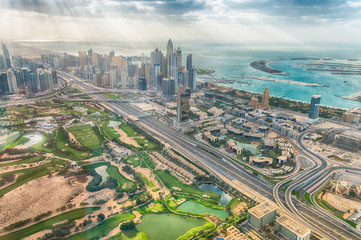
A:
41,71,361,239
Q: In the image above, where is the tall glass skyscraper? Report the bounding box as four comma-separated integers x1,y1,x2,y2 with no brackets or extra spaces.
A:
308,94,321,119
166,39,173,78
1,41,11,69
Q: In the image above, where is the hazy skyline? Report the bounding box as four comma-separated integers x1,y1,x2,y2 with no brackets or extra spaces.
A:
1,0,361,45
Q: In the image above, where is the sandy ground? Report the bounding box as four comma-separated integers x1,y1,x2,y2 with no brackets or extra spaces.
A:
303,139,361,167
23,230,52,240
323,192,361,212
0,175,83,229
113,126,141,148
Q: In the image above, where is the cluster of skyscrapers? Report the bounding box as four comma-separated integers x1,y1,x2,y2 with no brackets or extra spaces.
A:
75,39,196,94
0,41,58,96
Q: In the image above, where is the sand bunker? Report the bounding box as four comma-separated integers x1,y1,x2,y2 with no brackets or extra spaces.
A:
14,134,43,149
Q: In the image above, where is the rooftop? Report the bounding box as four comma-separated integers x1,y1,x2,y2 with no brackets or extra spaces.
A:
248,201,277,219
277,216,310,237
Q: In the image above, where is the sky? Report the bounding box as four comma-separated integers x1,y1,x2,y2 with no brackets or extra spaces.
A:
1,0,361,45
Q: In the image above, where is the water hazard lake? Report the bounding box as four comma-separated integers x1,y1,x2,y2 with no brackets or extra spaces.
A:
137,213,205,240
197,183,232,205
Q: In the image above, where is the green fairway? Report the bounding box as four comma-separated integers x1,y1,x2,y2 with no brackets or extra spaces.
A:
0,156,45,168
32,130,92,161
99,120,123,140
123,154,140,167
0,207,100,240
67,124,103,149
154,170,220,201
139,152,154,169
65,212,135,240
122,125,140,137
106,165,134,190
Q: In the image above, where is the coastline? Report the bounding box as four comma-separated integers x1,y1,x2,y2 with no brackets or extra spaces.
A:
233,76,325,87
249,60,285,75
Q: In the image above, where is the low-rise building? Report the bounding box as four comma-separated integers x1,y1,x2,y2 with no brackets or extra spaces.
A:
277,155,288,164
204,132,218,142
275,216,311,240
225,226,249,240
250,156,273,165
247,201,277,229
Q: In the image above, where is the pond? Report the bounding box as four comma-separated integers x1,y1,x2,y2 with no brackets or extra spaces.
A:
137,213,205,240
177,201,228,219
198,183,232,205
234,141,260,155
94,165,109,185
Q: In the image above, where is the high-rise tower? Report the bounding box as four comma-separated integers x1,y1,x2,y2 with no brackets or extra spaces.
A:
176,47,182,73
262,88,270,109
186,54,192,89
166,39,173,78
1,41,11,69
309,94,321,119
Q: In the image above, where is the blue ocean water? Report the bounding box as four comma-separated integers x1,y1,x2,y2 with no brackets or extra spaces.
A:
20,40,361,109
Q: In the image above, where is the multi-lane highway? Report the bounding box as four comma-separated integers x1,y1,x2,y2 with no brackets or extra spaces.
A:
59,71,361,240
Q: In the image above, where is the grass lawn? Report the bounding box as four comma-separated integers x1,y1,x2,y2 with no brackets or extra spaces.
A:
177,221,214,240
0,156,45,168
0,132,21,151
304,192,313,206
123,154,140,167
197,106,209,112
133,138,157,150
106,165,134,191
99,120,123,140
65,212,135,240
108,231,149,240
140,152,154,169
0,159,67,197
122,125,140,137
32,130,92,161
0,207,100,240
67,124,102,149
154,170,220,201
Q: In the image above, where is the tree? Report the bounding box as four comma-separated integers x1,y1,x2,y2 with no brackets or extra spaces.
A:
97,213,105,222
120,221,136,231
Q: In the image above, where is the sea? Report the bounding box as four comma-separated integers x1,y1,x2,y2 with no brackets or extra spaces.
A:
19,40,361,109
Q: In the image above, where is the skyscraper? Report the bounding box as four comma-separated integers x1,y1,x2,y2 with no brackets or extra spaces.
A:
6,69,17,93
138,77,147,91
169,77,176,96
162,78,170,96
191,66,196,90
151,48,162,89
176,47,182,73
186,54,192,89
166,39,173,78
157,72,164,91
0,73,9,95
176,86,191,123
262,88,270,110
182,68,189,88
1,41,11,69
309,94,321,119
172,51,178,81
